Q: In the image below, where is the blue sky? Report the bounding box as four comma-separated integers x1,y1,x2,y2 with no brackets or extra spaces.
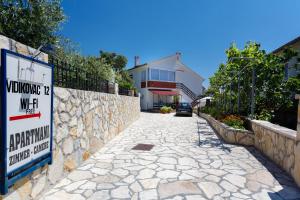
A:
61,0,300,87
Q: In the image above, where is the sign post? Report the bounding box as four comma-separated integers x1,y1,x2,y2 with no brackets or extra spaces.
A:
0,49,53,195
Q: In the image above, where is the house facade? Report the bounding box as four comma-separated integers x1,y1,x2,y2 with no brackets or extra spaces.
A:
273,36,300,78
128,53,204,110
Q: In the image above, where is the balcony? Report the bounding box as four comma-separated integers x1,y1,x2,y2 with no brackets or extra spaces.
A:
141,81,176,89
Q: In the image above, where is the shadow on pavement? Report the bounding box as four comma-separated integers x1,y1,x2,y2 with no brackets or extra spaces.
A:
196,120,232,153
196,119,300,199
246,147,300,200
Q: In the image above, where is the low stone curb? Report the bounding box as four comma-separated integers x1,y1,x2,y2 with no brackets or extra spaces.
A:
199,113,254,146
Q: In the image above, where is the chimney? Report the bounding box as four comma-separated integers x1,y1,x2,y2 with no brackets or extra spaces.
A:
176,52,181,61
134,56,140,66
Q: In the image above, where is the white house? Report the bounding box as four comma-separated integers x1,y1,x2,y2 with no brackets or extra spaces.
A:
273,36,300,78
128,52,204,110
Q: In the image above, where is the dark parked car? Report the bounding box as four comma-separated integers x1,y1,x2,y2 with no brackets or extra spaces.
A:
176,102,193,116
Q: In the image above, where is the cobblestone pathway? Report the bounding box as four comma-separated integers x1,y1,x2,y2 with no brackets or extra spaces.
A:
40,113,300,200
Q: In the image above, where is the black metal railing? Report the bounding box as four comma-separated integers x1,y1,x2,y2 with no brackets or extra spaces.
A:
118,87,139,97
176,82,197,100
118,87,130,96
49,56,113,94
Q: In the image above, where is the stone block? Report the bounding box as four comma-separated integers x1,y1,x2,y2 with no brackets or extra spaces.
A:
54,87,70,102
15,42,30,56
62,137,74,155
89,136,104,154
64,159,76,172
69,117,77,127
48,148,64,184
298,123,300,141
225,130,236,143
265,135,274,160
31,168,42,180
3,190,21,200
293,143,300,187
0,35,10,52
82,151,90,161
283,154,295,174
31,175,46,199
60,112,70,123
69,127,79,138
236,132,254,146
56,124,69,144
13,177,32,200
286,138,295,155
158,181,201,198
295,94,300,140
85,111,93,133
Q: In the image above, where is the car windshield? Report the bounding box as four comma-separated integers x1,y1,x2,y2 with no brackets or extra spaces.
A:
179,103,190,108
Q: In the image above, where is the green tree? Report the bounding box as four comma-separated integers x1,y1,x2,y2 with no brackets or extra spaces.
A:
0,0,65,48
99,51,134,89
208,42,299,121
99,50,128,72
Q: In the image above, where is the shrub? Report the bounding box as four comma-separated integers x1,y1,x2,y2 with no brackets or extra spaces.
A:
160,106,172,114
221,115,245,129
201,106,223,120
256,109,273,121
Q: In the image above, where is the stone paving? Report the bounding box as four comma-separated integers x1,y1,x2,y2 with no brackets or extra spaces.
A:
40,112,300,200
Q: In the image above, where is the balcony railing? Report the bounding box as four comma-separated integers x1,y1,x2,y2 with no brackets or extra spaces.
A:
176,83,197,100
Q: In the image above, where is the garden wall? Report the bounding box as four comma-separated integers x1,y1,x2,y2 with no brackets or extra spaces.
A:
0,35,141,200
294,94,300,187
199,113,254,146
251,120,297,178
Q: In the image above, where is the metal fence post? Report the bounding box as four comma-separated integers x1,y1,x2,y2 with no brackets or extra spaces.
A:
230,77,233,114
106,80,109,93
237,71,240,114
250,67,256,119
223,85,226,112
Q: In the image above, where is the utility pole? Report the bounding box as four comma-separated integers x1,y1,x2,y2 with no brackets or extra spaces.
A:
250,67,256,119
237,71,241,114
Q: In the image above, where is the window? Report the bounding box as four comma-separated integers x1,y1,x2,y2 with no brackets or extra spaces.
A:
149,68,175,81
151,69,159,80
141,70,146,81
160,70,168,81
168,71,175,81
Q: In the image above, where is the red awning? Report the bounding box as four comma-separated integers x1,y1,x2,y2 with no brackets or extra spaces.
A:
150,90,178,96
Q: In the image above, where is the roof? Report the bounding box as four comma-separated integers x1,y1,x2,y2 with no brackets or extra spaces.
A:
177,60,205,81
128,54,204,81
272,36,300,54
128,54,176,71
127,63,147,71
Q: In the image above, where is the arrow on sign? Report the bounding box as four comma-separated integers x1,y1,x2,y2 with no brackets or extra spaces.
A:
9,112,41,121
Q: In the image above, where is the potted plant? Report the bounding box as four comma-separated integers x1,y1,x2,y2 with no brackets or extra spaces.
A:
160,106,172,114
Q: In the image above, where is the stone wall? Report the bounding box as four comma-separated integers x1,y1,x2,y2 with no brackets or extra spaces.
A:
0,35,141,200
0,35,48,63
251,120,297,177
199,113,254,146
294,94,300,187
50,86,140,182
250,95,300,187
